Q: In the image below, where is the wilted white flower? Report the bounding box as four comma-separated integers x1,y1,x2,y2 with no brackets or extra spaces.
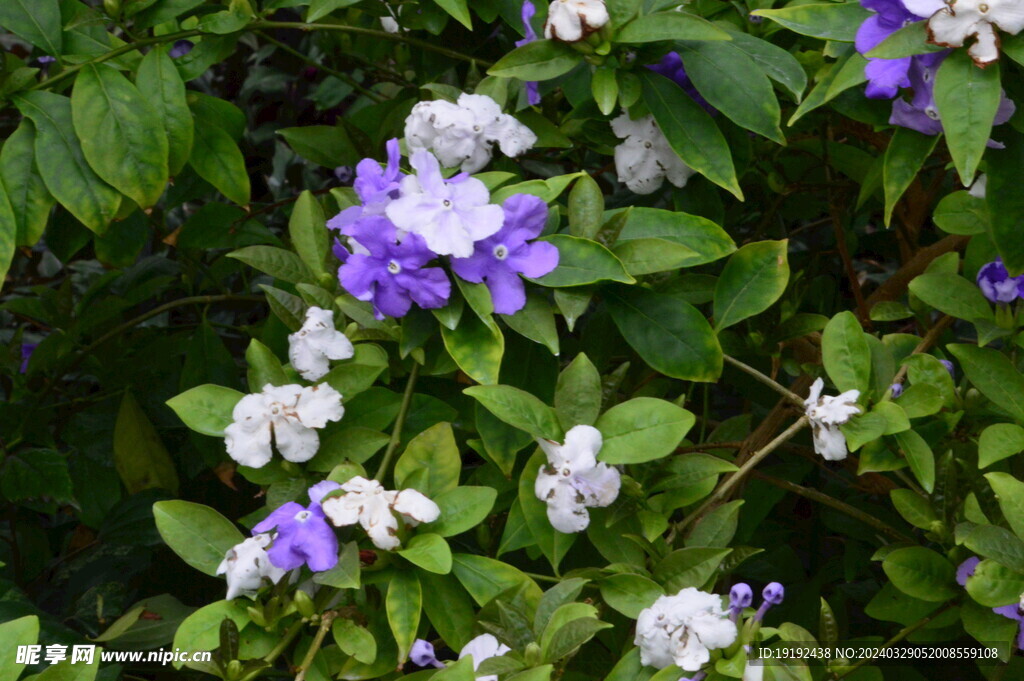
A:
635,587,738,672
321,476,440,550
534,425,620,533
224,383,344,468
906,0,1024,65
216,533,287,600
545,0,609,41
403,93,537,173
804,378,861,461
459,634,511,681
968,173,987,198
288,306,354,381
611,114,695,195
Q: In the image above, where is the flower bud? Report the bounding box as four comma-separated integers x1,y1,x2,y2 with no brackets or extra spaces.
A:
730,583,753,613
410,639,445,669
762,582,785,605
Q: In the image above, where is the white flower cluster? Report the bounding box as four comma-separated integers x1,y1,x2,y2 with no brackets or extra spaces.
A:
288,306,354,381
216,533,287,600
804,378,862,461
635,587,738,672
611,113,695,195
545,0,609,42
404,93,537,173
534,425,620,533
906,0,1024,65
321,476,440,550
224,382,344,468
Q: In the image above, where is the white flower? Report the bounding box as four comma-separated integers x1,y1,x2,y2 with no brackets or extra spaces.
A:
610,114,695,195
968,173,987,198
288,306,354,381
906,0,1024,65
534,425,621,533
321,476,440,550
804,378,861,462
544,0,609,41
635,588,738,672
216,534,287,600
458,634,511,681
224,383,344,468
403,93,537,173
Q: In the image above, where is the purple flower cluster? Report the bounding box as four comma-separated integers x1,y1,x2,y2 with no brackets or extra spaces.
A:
329,141,559,319
977,259,1024,304
855,0,1015,136
646,52,717,115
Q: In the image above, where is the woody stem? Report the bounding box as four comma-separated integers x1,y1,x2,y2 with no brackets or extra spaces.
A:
374,363,421,482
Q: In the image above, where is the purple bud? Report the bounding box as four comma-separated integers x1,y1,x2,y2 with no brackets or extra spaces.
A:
169,40,194,59
940,360,955,379
36,56,56,65
977,259,1021,304
410,639,445,669
957,557,980,587
730,583,753,613
762,582,785,605
20,343,37,374
890,382,903,399
334,166,355,184
748,13,764,23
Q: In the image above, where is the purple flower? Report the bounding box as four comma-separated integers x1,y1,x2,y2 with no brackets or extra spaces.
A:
169,40,194,59
410,639,445,668
516,1,541,106
855,0,922,99
385,150,504,258
729,583,753,621
754,582,784,622
337,216,451,319
328,138,403,233
450,193,558,315
890,382,904,398
646,52,716,115
19,343,37,374
940,359,954,379
977,259,1023,304
957,556,980,586
252,481,341,572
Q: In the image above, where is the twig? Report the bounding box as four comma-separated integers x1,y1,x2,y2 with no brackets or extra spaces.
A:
724,355,804,407
294,611,338,681
884,315,953,397
833,602,956,679
374,363,420,482
255,31,386,103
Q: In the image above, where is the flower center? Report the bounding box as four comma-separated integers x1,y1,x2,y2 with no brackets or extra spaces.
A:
473,125,481,132
387,260,402,274
442,199,452,208
644,140,653,149
561,467,572,476
926,107,940,121
979,2,989,11
294,510,312,522
493,244,509,260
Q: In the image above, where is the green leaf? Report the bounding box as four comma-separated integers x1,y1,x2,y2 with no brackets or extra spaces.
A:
908,272,994,323
332,617,376,664
166,384,245,437
322,344,389,400
677,41,784,143
611,238,699,276
883,127,938,226
310,427,389,470
197,0,254,34
568,174,604,239
13,91,121,233
722,28,807,102
137,47,194,176
641,70,741,199
894,383,943,419
821,311,871,393
228,245,313,284
963,525,1024,573
986,127,1024,274
979,423,1024,468
465,384,562,440
433,0,472,29
933,190,989,235
433,656,476,681
0,177,15,288
289,191,329,277
544,618,611,662
686,500,743,548
1,448,73,504
653,547,731,593
985,472,1024,538
172,600,249,668
752,3,869,41
882,546,957,602
965,558,1024,607
530,234,634,287
153,500,244,576
599,574,664,618
591,67,619,116
0,616,39,681
313,541,361,589
555,353,602,430
277,125,359,168
933,50,1001,185
890,489,937,530
426,486,497,537
501,295,559,356
616,11,731,42
442,313,504,385
893,429,935,493
0,120,54,247
488,40,582,81
71,64,169,208
866,21,946,58
395,422,461,497
605,285,723,383
188,103,250,205
114,391,180,495
451,553,542,607
244,339,287,391
948,344,1024,422
617,208,735,265
595,397,694,464
398,533,453,574
307,0,363,22
387,570,422,663
0,0,61,55
33,656,100,681
713,240,789,330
